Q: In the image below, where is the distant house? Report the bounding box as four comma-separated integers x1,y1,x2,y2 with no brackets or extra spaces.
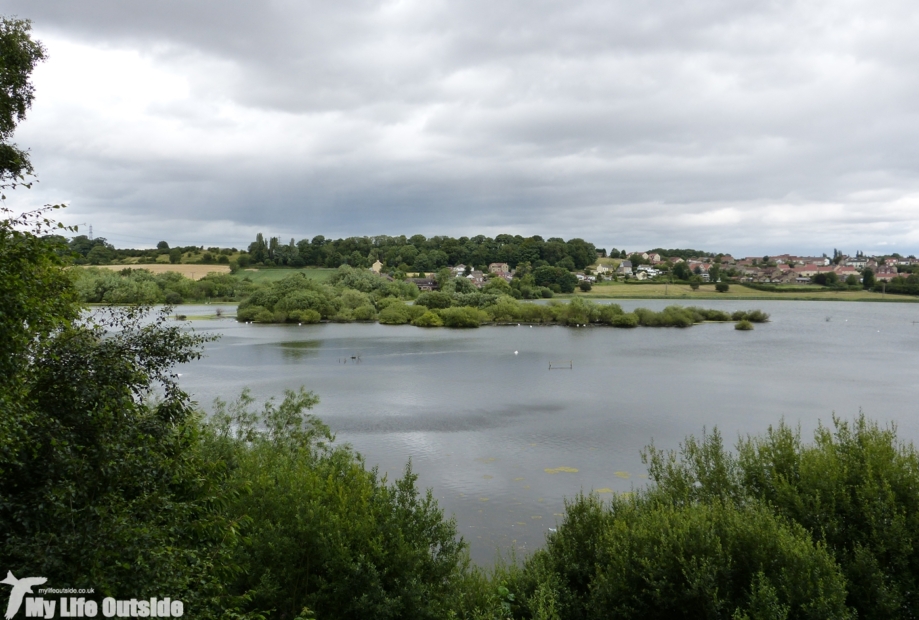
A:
835,266,859,278
844,257,867,269
409,278,437,291
488,262,510,274
467,270,486,288
616,260,633,275
792,265,821,278
595,263,612,274
370,260,383,274
648,253,662,264
874,270,899,282
452,264,468,275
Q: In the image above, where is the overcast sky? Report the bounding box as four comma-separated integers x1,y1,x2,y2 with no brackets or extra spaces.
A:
4,0,919,255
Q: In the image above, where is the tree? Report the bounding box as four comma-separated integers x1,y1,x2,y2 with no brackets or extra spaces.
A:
643,417,919,620
672,262,691,281
862,268,876,289
0,17,46,182
156,240,169,250
715,282,729,293
578,280,592,292
689,275,702,290
533,265,578,293
168,247,182,264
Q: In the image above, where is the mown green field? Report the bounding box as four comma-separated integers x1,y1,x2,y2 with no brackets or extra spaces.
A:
232,267,337,284
572,281,919,302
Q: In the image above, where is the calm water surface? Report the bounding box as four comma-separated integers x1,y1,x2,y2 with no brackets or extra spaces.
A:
177,300,919,563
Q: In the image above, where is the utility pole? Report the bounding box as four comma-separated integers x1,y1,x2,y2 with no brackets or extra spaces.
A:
75,223,93,240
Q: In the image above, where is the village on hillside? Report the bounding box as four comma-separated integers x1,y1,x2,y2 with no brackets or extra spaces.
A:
371,250,917,291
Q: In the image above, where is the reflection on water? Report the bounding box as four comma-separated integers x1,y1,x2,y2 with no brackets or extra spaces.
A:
176,299,919,563
273,340,322,360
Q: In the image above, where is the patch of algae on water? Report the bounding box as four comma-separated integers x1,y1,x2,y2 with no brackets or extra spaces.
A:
513,477,525,481
614,471,631,479
475,457,497,463
595,488,614,494
482,474,493,479
531,516,542,520
544,467,579,474
479,497,489,502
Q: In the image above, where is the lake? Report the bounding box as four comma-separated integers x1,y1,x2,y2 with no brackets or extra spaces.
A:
176,299,919,563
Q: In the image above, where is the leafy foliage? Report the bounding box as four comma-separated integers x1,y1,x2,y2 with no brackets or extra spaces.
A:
643,417,919,619
520,494,850,620
206,390,467,620
0,17,45,181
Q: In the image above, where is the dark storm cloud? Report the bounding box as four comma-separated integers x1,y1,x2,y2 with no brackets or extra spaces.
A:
5,0,919,253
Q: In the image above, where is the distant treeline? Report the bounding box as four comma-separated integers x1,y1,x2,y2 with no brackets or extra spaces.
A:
243,233,599,272
49,234,238,265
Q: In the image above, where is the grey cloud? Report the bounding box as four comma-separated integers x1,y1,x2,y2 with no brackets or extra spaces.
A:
4,0,919,253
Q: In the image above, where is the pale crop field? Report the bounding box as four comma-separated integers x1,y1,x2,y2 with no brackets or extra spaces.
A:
91,264,231,280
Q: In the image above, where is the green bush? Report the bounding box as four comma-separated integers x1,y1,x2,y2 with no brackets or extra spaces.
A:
643,417,919,619
413,310,444,327
715,282,729,292
352,304,378,321
289,309,321,324
206,390,467,620
237,305,267,322
414,291,454,309
522,494,851,620
379,302,412,324
438,306,485,328
610,312,639,328
732,309,770,323
735,319,754,330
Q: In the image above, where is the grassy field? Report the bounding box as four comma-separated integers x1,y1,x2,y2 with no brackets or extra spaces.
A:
232,268,337,284
573,281,919,302
91,264,231,280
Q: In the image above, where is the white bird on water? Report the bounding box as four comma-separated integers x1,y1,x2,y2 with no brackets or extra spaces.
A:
2,571,47,620
514,351,518,355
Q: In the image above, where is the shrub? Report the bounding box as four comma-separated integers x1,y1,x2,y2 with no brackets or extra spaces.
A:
643,416,919,620
237,305,268,322
413,310,444,327
289,309,321,324
164,291,183,305
438,307,484,328
715,282,729,292
610,313,639,328
352,304,377,321
578,280,592,292
378,302,412,325
732,310,770,323
521,494,851,620
206,390,467,619
415,291,453,310
735,320,753,330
